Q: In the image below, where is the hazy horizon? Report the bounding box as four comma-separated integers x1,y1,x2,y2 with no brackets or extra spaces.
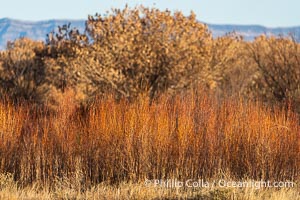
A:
0,0,299,28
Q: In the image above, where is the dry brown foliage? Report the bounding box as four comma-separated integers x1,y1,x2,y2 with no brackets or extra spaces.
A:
46,6,212,102
206,34,250,96
0,38,45,101
245,35,300,111
0,6,300,114
0,7,213,109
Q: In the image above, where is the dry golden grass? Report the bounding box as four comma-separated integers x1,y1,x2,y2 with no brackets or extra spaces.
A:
0,173,298,200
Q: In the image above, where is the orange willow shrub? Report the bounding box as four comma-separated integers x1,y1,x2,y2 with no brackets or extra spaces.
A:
0,91,298,186
245,36,300,111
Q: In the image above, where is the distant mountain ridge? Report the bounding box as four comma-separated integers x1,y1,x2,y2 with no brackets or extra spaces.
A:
0,18,299,49
208,23,300,40
0,18,85,49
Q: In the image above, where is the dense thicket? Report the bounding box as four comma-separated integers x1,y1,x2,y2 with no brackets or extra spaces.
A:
0,91,299,186
0,6,299,113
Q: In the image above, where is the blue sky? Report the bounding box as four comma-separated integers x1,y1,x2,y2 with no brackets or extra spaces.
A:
0,0,299,27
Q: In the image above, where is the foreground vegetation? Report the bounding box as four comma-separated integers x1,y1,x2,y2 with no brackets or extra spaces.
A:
0,90,299,199
0,173,298,200
0,5,299,199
